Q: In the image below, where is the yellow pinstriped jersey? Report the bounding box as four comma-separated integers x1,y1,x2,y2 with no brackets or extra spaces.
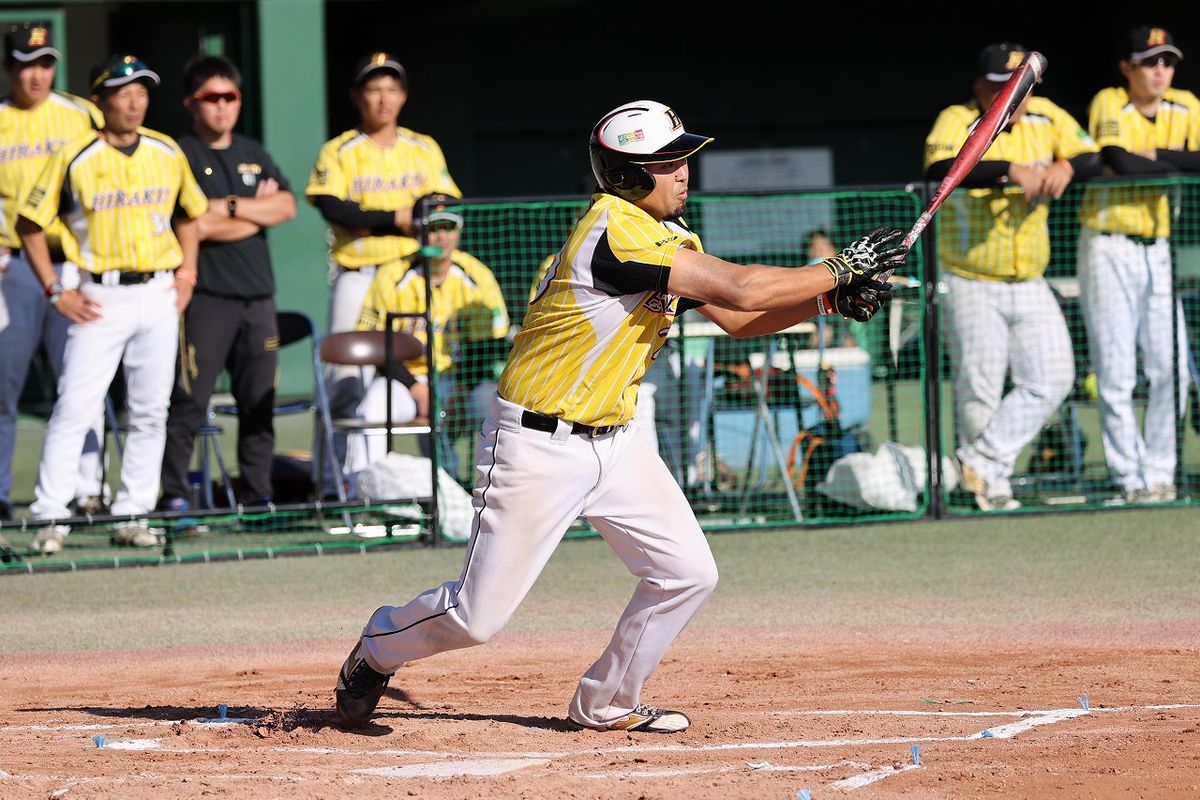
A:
924,96,1097,281
357,251,509,376
0,91,101,249
21,128,208,273
1079,87,1200,238
305,127,460,269
499,193,703,427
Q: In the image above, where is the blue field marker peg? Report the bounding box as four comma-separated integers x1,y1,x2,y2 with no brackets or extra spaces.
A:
796,790,812,800
217,703,228,720
92,734,106,748
1078,693,1089,711
911,744,921,765
980,728,994,738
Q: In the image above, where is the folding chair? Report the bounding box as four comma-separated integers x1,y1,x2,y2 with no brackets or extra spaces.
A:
312,329,431,506
195,310,321,508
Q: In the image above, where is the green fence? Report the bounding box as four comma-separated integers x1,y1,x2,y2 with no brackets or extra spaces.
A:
4,178,1198,574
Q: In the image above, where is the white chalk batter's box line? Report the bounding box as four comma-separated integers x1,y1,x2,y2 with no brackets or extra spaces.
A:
3,703,1196,790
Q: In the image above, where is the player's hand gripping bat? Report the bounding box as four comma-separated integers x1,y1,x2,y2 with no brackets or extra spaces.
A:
881,51,1048,279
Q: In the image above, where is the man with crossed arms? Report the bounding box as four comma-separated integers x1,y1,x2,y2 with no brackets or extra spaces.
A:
19,54,207,554
1079,25,1200,503
0,22,106,522
334,100,903,733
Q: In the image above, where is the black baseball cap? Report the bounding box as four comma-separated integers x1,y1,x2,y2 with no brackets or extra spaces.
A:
978,42,1028,82
89,54,161,93
1127,26,1183,62
353,51,407,88
5,21,61,63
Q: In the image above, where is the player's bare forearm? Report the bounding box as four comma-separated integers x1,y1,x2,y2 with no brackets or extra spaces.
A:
669,248,834,312
14,217,57,288
236,191,297,228
197,208,261,242
173,216,200,313
697,300,821,339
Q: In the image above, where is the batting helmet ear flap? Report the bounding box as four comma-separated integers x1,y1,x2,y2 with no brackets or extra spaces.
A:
588,138,656,202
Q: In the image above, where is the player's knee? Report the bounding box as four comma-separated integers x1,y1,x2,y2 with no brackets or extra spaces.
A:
461,618,503,646
688,558,719,598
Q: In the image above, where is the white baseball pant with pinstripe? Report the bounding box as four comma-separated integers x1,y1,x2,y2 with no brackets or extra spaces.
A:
942,271,1075,498
1078,229,1190,492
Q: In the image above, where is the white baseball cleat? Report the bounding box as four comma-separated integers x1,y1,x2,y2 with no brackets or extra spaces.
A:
572,704,691,734
31,524,70,555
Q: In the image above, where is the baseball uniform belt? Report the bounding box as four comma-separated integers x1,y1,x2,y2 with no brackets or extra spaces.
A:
83,269,175,286
1102,233,1160,247
520,409,621,438
8,246,68,263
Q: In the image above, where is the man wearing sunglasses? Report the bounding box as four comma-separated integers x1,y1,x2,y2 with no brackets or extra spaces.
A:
17,54,207,554
158,54,296,514
1078,25,1200,505
0,22,108,525
305,52,460,492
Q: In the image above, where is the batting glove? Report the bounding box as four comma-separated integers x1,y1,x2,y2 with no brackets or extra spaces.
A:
821,226,907,289
831,277,894,323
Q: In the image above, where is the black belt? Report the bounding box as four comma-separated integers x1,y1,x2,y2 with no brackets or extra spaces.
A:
7,246,67,263
520,409,621,438
1102,233,1160,247
84,269,174,285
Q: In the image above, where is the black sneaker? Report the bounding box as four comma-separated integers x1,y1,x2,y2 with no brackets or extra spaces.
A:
0,500,12,521
335,640,393,727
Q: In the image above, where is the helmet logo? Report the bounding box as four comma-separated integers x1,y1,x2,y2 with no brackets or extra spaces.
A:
664,107,682,130
617,129,645,146
1005,50,1025,70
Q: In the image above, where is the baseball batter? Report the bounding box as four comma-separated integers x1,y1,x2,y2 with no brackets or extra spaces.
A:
925,42,1100,511
1078,25,1200,503
306,52,459,489
20,54,207,554
0,22,106,521
335,100,904,732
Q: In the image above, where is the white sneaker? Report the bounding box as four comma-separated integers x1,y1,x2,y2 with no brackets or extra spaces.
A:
110,520,160,548
955,460,1018,512
31,524,70,555
1128,485,1177,504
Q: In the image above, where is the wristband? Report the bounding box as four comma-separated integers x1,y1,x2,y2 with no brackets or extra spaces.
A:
176,270,197,287
816,292,832,316
44,281,64,301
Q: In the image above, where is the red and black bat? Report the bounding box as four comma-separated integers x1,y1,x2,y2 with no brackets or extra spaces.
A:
883,51,1048,276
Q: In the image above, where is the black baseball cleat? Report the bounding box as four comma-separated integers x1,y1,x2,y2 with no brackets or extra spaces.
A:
335,640,394,727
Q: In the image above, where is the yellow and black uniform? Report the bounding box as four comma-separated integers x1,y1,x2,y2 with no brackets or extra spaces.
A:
357,249,509,376
0,91,100,251
21,127,208,272
924,97,1098,281
498,193,704,428
305,127,460,269
1080,86,1200,237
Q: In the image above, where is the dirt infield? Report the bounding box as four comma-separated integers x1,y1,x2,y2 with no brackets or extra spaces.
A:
3,620,1197,799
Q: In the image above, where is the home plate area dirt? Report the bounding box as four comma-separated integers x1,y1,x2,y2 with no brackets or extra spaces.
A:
2,623,1198,798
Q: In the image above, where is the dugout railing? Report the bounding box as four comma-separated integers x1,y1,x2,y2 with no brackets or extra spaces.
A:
3,177,1198,573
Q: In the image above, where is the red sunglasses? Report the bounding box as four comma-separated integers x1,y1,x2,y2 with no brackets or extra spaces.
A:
192,90,241,104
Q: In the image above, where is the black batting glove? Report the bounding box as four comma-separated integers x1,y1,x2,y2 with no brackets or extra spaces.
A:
821,226,908,289
832,277,895,322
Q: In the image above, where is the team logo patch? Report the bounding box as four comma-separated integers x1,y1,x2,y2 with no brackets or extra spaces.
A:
1096,121,1120,139
664,107,682,131
29,27,47,47
238,162,262,187
617,129,645,146
1005,51,1025,71
642,292,677,314
1147,28,1167,47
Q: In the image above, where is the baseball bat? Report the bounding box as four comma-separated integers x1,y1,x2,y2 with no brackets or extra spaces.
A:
882,51,1048,277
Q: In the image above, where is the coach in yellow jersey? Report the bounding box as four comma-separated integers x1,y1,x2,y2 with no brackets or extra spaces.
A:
353,197,508,482
17,55,207,554
334,100,905,732
1079,26,1200,504
306,52,460,488
925,43,1101,512
0,22,108,523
